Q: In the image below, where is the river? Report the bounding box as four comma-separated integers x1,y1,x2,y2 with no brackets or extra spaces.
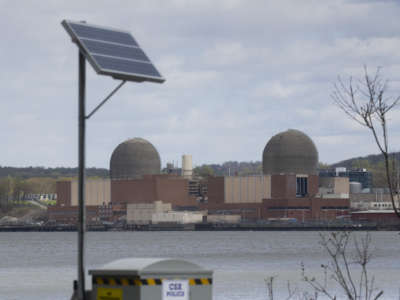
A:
0,231,398,299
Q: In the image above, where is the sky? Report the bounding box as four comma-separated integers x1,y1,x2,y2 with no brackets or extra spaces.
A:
1,0,400,169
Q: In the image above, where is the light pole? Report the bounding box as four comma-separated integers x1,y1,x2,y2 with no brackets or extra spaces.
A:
62,20,165,300
77,50,86,299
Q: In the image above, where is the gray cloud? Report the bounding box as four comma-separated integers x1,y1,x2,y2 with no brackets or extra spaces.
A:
0,0,400,168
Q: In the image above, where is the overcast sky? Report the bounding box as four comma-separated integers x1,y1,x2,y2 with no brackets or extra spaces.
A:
1,0,400,169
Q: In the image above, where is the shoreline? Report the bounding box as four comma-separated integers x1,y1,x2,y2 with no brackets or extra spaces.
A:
0,222,399,232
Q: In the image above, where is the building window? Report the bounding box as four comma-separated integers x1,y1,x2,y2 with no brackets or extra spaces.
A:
296,177,308,197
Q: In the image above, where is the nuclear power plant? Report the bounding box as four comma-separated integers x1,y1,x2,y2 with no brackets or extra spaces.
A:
48,130,351,226
204,129,349,222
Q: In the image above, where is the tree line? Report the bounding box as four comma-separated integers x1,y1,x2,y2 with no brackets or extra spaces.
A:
0,166,109,179
193,161,263,177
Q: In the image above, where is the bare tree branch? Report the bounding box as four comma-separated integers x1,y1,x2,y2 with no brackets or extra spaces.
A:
332,66,400,218
302,232,383,300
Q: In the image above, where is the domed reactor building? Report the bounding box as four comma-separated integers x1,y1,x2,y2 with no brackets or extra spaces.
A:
109,138,197,215
110,138,161,179
263,129,318,176
263,129,319,198
204,129,350,222
260,129,349,221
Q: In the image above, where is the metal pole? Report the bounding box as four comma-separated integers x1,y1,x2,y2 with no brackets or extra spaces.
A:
78,50,86,300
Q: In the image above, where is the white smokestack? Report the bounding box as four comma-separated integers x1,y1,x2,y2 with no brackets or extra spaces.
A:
182,154,193,179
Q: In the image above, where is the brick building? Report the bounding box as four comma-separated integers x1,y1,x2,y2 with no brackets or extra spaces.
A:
202,130,350,222
204,174,349,222
111,174,196,207
50,174,195,224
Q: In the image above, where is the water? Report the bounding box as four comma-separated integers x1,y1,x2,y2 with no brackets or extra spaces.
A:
0,231,398,299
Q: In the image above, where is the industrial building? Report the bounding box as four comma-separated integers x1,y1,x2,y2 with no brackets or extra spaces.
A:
319,177,349,197
151,211,204,224
350,192,398,210
49,138,197,224
126,201,172,225
48,179,112,224
351,210,400,224
55,179,111,207
202,129,350,222
318,166,400,224
111,174,196,207
50,131,352,225
319,167,372,190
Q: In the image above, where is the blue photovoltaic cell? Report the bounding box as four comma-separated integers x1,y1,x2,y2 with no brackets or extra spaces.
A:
80,39,150,62
62,20,164,82
92,55,162,78
69,23,138,46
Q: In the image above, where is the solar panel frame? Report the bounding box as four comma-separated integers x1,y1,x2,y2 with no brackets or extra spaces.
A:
62,20,165,83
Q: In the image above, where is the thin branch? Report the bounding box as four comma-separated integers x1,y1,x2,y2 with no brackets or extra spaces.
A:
332,66,400,219
303,232,383,300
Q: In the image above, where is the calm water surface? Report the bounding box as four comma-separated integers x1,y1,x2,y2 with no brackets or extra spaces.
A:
0,231,399,299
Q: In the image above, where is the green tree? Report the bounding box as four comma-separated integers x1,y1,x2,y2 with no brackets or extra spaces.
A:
194,165,215,178
318,162,330,170
0,178,9,211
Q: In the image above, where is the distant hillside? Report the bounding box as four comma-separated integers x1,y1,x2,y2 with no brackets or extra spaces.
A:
0,166,109,179
330,152,400,170
326,152,400,188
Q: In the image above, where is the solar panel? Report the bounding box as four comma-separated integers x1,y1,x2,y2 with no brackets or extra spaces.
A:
62,20,165,83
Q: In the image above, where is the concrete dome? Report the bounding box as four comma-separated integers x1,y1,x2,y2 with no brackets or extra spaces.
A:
262,129,318,175
110,138,161,179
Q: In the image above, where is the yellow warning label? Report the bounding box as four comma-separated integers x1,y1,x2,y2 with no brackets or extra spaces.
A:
97,287,123,300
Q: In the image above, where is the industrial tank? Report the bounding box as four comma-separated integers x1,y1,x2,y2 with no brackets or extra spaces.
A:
262,129,318,175
110,138,161,179
349,182,362,194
